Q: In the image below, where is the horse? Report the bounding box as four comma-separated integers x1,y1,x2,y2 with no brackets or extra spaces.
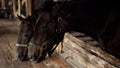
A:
16,0,55,61
16,15,36,61
27,0,120,62
26,1,70,62
27,0,97,62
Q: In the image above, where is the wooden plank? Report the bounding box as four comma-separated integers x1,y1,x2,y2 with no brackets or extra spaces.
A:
25,0,28,16
12,0,17,17
59,32,120,68
17,0,21,16
27,0,32,16
22,0,26,5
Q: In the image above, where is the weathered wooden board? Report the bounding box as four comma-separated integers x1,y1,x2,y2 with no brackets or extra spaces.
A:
55,32,120,68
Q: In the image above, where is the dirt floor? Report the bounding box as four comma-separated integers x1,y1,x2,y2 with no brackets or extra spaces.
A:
0,19,68,68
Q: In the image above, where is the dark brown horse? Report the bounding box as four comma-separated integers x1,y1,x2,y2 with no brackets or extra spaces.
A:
16,15,35,61
16,0,55,61
28,10,68,62
27,0,120,62
16,11,44,61
27,0,97,62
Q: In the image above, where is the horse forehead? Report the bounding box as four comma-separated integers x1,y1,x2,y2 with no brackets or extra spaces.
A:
38,13,51,23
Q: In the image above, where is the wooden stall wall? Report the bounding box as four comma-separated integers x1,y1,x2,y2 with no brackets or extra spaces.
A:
12,0,32,18
0,0,14,18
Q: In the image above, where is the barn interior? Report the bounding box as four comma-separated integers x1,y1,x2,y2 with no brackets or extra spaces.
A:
0,0,120,68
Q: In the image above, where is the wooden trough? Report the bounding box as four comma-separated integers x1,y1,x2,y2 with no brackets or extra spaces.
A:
53,32,120,68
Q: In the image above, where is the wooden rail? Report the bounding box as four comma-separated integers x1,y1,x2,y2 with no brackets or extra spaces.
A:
12,0,32,18
12,0,66,18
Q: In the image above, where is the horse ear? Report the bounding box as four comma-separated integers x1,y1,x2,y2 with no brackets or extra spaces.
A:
17,15,24,21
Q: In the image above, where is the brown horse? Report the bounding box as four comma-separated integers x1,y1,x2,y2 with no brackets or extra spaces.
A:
27,0,98,62
27,0,120,62
27,2,64,62
16,11,44,61
16,15,35,61
16,0,55,61
28,10,68,62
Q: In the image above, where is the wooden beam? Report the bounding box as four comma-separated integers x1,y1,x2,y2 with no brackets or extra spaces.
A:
27,0,32,16
12,0,17,17
22,0,26,5
1,0,5,9
17,0,21,16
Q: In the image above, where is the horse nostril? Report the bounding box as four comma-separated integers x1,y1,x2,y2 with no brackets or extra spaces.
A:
29,56,36,61
42,45,47,49
17,54,24,61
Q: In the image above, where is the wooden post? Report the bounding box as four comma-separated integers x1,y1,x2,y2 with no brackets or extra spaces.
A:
27,0,32,16
12,0,16,17
1,0,5,9
12,0,33,18
18,0,21,16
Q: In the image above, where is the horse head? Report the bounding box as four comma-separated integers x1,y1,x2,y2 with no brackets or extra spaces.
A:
28,2,69,62
16,15,35,61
